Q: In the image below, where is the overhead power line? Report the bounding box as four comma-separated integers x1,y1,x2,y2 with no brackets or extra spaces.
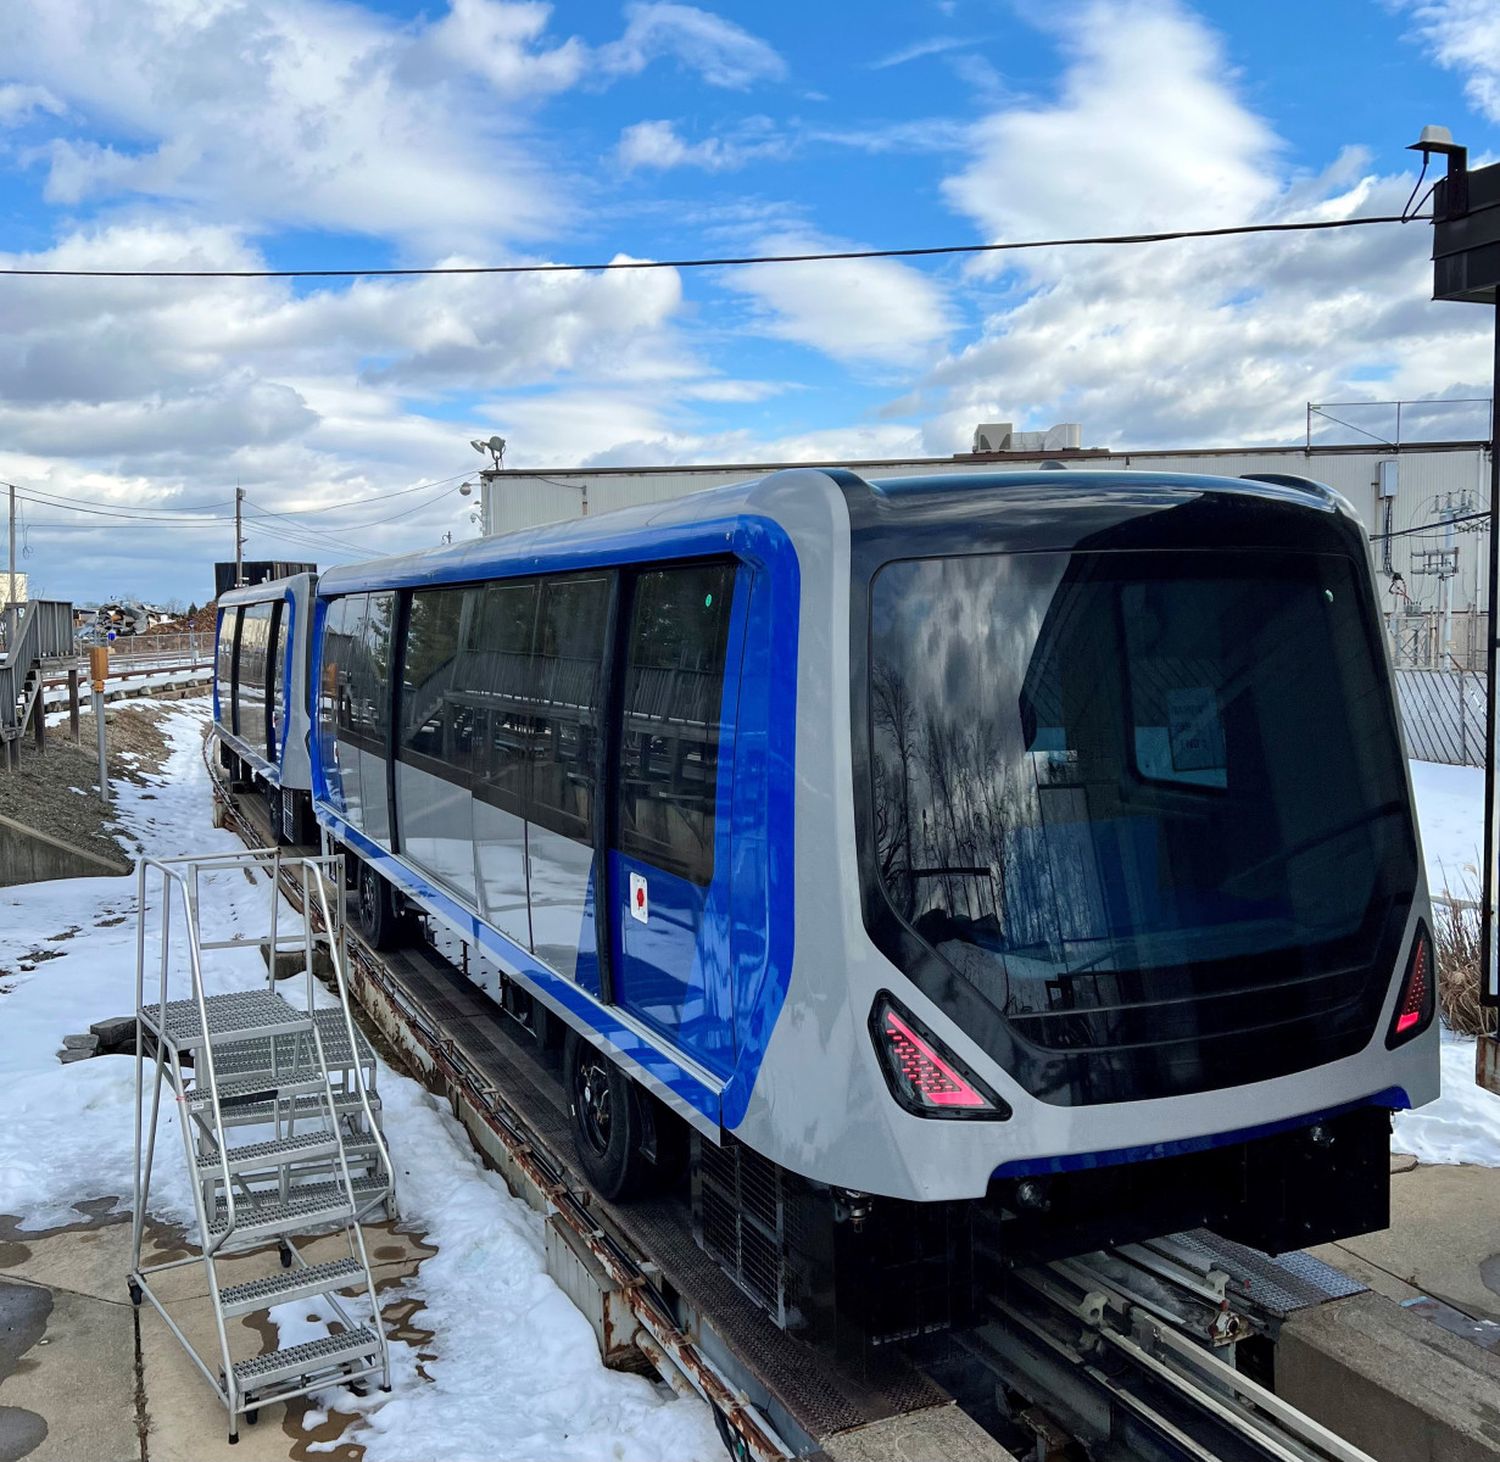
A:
1370,509,1488,542
0,213,1425,280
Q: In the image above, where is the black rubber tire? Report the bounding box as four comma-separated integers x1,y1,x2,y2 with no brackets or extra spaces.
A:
563,1031,652,1202
356,859,401,950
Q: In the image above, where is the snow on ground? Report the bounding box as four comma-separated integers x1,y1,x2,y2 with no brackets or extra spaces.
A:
1392,1031,1500,1165
0,697,719,1462
1409,759,1483,900
1395,758,1500,1167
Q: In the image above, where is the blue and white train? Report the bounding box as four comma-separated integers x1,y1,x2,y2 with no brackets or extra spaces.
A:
214,573,318,844
215,467,1437,1335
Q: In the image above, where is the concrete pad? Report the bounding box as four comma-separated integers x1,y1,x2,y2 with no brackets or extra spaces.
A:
822,1404,1018,1461
1326,1163,1500,1326
1278,1289,1500,1462
0,1279,137,1462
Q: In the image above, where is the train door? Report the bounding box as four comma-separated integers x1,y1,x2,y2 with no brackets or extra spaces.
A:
607,561,742,1078
526,573,611,990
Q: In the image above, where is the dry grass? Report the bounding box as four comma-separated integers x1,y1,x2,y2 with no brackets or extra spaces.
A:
1435,878,1484,1036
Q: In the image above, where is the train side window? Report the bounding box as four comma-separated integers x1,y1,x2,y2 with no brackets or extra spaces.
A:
470,578,538,811
528,575,609,843
235,602,273,745
352,593,395,745
617,561,735,885
217,608,241,731
400,587,468,771
327,594,368,739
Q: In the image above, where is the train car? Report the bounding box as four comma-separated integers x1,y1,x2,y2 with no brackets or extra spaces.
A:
213,573,318,844
308,468,1436,1344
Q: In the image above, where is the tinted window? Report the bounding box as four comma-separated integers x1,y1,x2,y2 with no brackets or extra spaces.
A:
470,579,538,811
217,608,241,728
234,602,274,744
325,594,367,740
354,592,395,744
618,562,735,884
867,549,1418,1101
400,587,468,768
528,576,609,843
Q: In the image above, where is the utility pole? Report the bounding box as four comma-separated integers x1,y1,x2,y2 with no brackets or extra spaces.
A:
7,479,15,612
234,485,245,589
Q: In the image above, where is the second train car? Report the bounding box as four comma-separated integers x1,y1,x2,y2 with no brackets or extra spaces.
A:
302,467,1437,1343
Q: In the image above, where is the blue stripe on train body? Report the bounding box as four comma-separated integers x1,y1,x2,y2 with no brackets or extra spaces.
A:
309,501,799,1134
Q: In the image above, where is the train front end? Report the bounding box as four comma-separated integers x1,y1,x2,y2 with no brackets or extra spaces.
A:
724,469,1436,1349
839,470,1437,1249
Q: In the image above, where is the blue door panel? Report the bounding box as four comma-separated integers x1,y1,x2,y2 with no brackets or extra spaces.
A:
608,851,735,1075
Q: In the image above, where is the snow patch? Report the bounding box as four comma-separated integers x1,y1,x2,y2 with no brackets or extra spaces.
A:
1392,1032,1500,1167
1409,759,1482,900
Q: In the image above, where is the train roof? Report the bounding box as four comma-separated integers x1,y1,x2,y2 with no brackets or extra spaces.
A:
316,465,1350,596
219,570,316,607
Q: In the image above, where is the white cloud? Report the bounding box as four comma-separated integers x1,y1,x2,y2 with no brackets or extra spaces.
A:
944,1,1278,242
617,117,784,171
1403,0,1500,122
870,36,971,69
0,220,706,598
922,0,1491,449
420,0,588,96
0,83,64,127
0,0,786,250
598,3,786,89
722,232,954,366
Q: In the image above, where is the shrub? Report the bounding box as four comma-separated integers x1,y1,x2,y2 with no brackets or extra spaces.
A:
1435,883,1484,1036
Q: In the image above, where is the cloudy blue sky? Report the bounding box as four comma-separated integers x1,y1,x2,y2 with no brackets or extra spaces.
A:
0,0,1496,602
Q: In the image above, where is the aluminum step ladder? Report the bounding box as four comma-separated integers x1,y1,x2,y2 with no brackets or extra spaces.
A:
128,846,395,1445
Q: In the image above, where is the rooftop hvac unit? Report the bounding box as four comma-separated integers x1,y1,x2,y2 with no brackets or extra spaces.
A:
972,422,1084,454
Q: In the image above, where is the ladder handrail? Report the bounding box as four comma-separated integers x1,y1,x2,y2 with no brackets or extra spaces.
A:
136,855,240,1247
309,860,395,1213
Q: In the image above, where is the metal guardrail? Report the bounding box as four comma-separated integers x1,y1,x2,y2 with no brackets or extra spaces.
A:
0,599,75,738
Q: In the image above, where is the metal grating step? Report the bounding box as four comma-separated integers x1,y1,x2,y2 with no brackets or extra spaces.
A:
185,1069,329,1113
219,1258,366,1318
230,1326,380,1390
196,1129,339,1177
207,1009,373,1080
141,991,313,1050
218,1089,382,1128
207,1175,386,1242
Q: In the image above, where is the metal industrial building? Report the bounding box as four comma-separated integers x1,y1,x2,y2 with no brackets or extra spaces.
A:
479,426,1493,668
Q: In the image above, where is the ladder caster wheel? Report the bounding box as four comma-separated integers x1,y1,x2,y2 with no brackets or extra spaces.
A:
245,1409,259,1426
279,1243,294,1269
127,1280,142,1307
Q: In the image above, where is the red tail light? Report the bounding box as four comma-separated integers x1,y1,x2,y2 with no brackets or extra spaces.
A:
1387,923,1435,1047
871,994,1010,1120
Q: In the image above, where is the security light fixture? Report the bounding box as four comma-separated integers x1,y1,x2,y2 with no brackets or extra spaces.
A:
469,435,507,469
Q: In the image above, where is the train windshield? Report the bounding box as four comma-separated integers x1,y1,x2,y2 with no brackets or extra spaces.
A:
867,548,1417,1100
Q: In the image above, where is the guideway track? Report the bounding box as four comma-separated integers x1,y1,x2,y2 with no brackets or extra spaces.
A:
972,1242,1381,1462
209,753,1384,1462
